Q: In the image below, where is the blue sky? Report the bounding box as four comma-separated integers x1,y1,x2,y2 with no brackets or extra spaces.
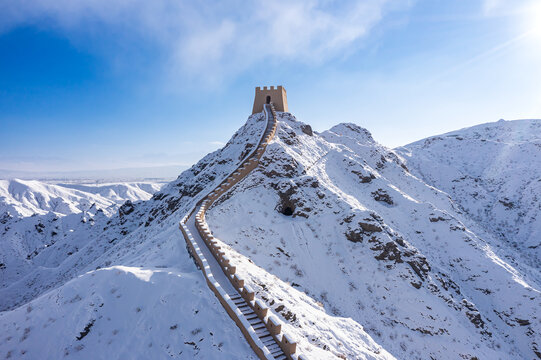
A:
1,0,540,174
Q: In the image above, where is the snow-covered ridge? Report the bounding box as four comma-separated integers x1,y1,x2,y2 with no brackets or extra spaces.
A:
0,179,166,217
396,118,541,268
0,112,274,359
207,114,541,359
1,114,540,359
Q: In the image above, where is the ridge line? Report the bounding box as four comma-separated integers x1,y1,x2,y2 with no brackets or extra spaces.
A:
179,105,306,360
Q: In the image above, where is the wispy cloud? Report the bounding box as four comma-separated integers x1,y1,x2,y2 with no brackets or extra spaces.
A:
481,0,534,16
0,0,410,84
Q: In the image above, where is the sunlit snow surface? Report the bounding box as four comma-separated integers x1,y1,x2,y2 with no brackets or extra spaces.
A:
207,115,541,359
1,114,540,359
396,119,541,269
0,179,166,217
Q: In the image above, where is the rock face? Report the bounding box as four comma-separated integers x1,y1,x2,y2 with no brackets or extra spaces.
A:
207,114,541,360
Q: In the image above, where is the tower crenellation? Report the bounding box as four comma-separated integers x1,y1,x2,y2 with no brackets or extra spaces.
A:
252,85,288,114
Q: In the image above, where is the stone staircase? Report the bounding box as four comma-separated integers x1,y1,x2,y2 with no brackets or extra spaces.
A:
180,104,307,360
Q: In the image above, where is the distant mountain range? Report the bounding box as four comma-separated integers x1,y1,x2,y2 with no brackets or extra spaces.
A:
0,164,188,182
0,179,166,217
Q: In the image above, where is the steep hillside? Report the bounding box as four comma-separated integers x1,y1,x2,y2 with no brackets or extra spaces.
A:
0,114,270,359
2,112,539,359
0,112,392,359
207,114,541,359
395,119,541,270
0,179,165,217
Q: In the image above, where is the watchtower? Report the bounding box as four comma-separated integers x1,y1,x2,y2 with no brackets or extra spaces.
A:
252,86,288,114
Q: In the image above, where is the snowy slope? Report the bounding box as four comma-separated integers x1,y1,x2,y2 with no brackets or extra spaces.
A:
395,119,541,269
1,112,540,359
0,114,270,359
0,263,258,359
0,112,391,359
207,114,541,359
0,179,165,217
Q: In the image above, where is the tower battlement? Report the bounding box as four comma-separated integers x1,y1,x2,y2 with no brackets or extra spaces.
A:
252,85,288,114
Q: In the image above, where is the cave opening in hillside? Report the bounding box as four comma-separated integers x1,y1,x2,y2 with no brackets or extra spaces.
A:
282,206,293,216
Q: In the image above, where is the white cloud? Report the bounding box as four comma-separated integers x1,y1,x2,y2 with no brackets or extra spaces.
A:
0,0,410,83
481,0,535,16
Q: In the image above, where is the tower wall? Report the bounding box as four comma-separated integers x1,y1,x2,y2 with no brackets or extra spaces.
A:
252,86,288,114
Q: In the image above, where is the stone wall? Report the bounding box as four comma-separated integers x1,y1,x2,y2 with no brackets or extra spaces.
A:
180,104,306,360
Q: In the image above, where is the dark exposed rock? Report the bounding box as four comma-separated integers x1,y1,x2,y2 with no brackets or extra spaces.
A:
275,186,298,217
372,189,394,205
384,151,409,172
166,197,183,212
359,221,382,233
516,318,531,326
35,223,45,233
407,258,430,280
435,273,461,295
345,230,364,243
76,319,95,341
499,199,515,209
301,124,313,136
375,155,387,169
280,129,299,146
260,154,299,178
461,299,485,329
352,170,375,183
190,161,208,176
239,143,254,160
119,200,135,217
342,215,355,224
272,179,314,218
345,217,382,243
275,304,298,323
373,242,403,262
0,212,12,224
152,192,167,201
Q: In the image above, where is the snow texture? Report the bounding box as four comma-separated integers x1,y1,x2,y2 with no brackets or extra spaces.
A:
207,115,541,359
0,179,165,218
1,113,540,359
396,119,541,269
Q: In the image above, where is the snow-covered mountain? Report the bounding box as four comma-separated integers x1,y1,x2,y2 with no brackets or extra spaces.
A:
1,114,539,359
0,179,165,217
395,119,541,270
0,115,271,359
206,115,540,359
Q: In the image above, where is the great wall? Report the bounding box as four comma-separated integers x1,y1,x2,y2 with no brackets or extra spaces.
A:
179,100,308,360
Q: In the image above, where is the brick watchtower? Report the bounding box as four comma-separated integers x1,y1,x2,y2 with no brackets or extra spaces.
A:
252,86,288,114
